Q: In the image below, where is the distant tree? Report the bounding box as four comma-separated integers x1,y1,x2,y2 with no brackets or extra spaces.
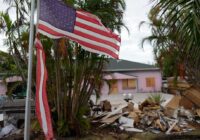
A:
0,0,30,82
0,51,17,73
141,0,200,87
141,6,184,78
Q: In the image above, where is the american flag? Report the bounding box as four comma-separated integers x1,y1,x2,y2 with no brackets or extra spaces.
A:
38,0,121,59
35,38,54,139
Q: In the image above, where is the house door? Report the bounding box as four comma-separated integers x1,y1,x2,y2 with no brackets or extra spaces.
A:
110,80,118,94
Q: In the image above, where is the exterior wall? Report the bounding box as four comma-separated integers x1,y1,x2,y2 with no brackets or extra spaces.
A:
0,83,7,95
101,70,162,95
0,76,22,96
101,81,109,95
101,79,138,95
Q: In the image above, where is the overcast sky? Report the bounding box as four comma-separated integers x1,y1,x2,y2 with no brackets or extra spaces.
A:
0,0,154,64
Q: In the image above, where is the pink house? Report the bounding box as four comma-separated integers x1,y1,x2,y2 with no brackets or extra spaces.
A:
101,59,162,95
0,76,22,95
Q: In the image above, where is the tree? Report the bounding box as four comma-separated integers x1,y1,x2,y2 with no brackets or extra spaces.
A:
0,0,30,82
142,0,200,86
141,6,184,78
0,0,30,99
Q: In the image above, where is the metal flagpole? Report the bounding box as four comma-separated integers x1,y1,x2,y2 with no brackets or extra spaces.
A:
24,0,36,139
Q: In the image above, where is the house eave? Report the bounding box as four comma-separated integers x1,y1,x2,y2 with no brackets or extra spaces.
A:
103,68,160,72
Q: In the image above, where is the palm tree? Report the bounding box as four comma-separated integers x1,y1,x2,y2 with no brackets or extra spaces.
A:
0,0,30,82
141,7,184,78
142,0,200,86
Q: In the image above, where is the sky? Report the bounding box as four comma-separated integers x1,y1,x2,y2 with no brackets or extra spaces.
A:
119,0,154,64
0,0,154,64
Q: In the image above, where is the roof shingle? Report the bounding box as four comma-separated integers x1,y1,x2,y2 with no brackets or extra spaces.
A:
104,58,159,71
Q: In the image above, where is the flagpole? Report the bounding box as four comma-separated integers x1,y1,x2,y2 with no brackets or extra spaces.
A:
24,0,36,139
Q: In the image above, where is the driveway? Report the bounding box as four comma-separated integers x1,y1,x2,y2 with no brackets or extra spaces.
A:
91,93,174,109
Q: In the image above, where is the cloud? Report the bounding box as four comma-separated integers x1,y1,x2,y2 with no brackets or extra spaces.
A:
119,43,154,64
0,34,7,52
120,0,154,64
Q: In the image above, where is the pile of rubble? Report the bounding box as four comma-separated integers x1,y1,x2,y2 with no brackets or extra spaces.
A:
0,115,23,139
0,97,35,139
91,92,200,134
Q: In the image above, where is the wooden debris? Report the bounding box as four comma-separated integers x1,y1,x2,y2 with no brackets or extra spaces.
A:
196,109,200,117
167,77,191,90
124,127,143,132
165,96,181,110
172,125,181,132
92,92,199,134
101,114,122,124
92,112,109,122
128,112,140,124
154,119,166,131
139,100,158,111
184,88,200,108
143,106,160,111
101,100,112,112
122,102,134,113
166,120,178,134
179,96,194,109
101,104,127,120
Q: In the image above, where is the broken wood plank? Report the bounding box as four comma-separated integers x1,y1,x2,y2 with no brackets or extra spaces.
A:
166,120,178,134
101,114,122,124
101,104,127,120
124,127,143,132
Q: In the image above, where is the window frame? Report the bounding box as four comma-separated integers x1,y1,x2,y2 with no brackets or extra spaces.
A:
146,77,155,87
122,79,136,89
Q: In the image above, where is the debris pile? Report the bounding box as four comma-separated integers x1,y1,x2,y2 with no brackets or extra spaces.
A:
91,92,200,134
166,77,191,94
0,115,22,139
0,98,35,138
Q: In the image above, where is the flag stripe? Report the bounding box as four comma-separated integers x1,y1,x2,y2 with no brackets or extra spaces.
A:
76,18,104,31
39,29,63,38
76,12,120,42
76,11,109,31
35,38,54,139
75,39,118,58
38,26,118,58
73,30,119,51
76,13,102,26
76,11,121,42
77,10,100,20
35,39,48,135
38,22,118,52
38,50,48,134
74,22,119,43
74,25,119,45
38,21,119,58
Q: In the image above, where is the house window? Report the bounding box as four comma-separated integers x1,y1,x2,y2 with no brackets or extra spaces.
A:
110,80,118,94
122,79,136,89
146,77,155,87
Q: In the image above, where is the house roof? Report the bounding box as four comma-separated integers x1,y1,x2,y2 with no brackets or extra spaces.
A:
103,72,137,80
104,58,159,72
0,76,22,83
